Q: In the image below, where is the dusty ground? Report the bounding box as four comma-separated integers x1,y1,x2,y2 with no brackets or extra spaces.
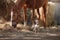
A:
0,25,60,40
0,21,60,40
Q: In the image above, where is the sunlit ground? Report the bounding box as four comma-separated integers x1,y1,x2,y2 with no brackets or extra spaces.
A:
0,20,60,40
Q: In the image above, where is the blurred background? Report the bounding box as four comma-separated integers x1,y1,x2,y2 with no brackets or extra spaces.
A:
49,0,60,25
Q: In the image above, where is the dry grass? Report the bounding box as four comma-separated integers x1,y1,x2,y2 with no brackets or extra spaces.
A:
0,20,11,30
17,24,30,30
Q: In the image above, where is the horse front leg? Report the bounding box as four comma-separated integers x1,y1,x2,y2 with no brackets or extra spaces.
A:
31,9,37,32
11,9,18,28
12,13,18,28
23,5,27,26
37,8,40,25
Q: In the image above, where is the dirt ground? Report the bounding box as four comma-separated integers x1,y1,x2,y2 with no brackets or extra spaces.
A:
0,25,60,40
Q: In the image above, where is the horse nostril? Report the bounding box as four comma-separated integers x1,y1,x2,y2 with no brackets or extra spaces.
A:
12,21,17,28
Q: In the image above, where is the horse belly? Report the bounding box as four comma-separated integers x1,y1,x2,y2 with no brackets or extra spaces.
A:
26,0,44,9
36,0,44,9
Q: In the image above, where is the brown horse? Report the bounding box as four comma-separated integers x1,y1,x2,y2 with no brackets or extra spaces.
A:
24,0,48,28
12,0,48,28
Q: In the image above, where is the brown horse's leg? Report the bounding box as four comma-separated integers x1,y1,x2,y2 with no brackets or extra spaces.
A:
12,14,18,28
43,2,48,29
31,9,35,26
11,9,17,28
12,6,18,28
23,5,27,26
37,8,40,23
31,9,35,28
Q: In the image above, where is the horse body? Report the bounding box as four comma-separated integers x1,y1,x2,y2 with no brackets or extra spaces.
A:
12,0,48,29
25,0,48,28
26,0,45,9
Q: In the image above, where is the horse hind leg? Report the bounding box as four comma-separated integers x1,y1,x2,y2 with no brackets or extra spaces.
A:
32,9,40,33
23,6,27,26
37,8,40,24
42,3,48,29
31,9,35,28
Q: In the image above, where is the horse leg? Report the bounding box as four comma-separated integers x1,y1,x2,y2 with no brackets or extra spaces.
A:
37,8,40,24
31,9,35,31
11,9,17,28
23,5,27,26
12,15,18,28
42,2,48,29
12,7,18,28
31,9,34,25
33,9,35,24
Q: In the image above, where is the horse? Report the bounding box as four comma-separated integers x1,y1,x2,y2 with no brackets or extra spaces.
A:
12,0,48,29
23,0,48,28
